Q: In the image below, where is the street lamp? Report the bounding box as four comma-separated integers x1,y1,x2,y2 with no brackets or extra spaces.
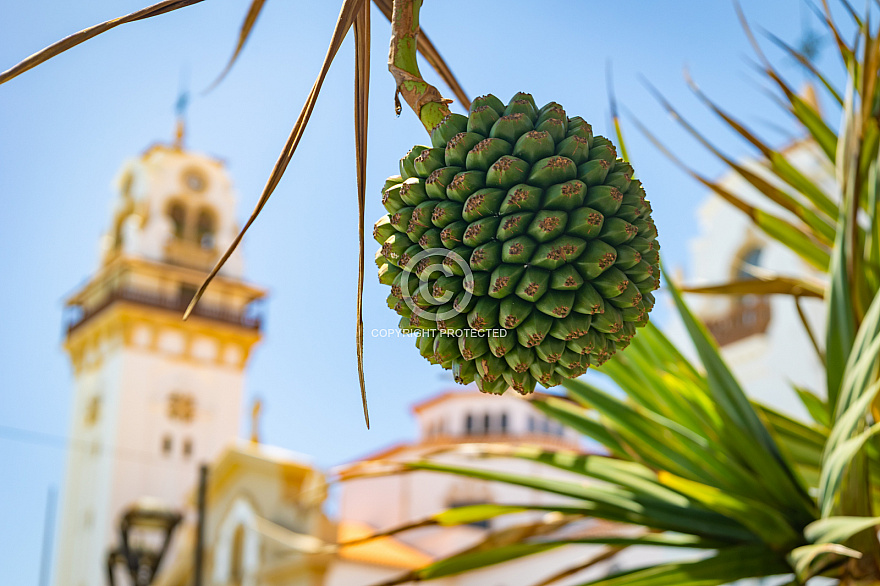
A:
107,497,182,586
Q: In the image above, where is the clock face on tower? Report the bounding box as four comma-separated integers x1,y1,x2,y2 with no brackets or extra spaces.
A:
182,168,206,192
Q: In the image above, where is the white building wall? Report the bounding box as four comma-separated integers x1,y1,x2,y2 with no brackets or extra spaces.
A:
55,347,123,586
104,341,245,538
667,140,831,417
329,392,666,586
56,324,249,586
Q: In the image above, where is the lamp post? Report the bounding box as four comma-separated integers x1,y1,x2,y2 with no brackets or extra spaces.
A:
107,498,182,586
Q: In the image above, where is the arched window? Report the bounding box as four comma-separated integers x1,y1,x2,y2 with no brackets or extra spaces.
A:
161,435,173,456
483,413,491,434
734,245,765,314
230,525,245,586
736,246,763,280
500,412,508,433
465,413,474,435
167,202,186,239
196,209,215,249
704,242,772,345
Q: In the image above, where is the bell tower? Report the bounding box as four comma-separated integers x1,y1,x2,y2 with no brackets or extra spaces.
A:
54,138,264,586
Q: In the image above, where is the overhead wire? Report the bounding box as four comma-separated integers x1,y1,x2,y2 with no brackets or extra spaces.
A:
0,423,185,466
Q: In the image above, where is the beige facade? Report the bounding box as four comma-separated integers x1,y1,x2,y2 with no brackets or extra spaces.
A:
153,441,333,586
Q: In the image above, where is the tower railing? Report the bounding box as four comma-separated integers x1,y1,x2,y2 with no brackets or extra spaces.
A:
65,285,261,334
704,296,772,347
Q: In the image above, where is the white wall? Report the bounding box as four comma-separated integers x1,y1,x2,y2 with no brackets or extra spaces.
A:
666,141,830,417
330,392,667,586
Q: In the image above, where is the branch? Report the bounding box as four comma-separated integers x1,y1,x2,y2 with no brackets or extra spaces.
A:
388,0,452,131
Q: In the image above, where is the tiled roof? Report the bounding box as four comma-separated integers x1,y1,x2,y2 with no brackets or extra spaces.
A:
337,520,434,569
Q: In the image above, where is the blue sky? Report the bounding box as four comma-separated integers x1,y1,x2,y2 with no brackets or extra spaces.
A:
0,0,841,583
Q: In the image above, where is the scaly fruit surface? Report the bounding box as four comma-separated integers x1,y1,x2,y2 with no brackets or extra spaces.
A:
374,93,660,394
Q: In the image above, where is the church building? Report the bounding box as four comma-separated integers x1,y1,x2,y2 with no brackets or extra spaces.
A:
55,130,266,586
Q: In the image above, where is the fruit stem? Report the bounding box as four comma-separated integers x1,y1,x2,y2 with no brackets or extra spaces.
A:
388,0,452,132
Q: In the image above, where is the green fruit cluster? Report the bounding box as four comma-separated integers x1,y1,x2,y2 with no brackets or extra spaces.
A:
374,92,660,394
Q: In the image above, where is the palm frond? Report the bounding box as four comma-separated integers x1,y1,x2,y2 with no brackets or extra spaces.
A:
576,545,791,586
359,3,880,584
631,115,832,271
526,546,624,586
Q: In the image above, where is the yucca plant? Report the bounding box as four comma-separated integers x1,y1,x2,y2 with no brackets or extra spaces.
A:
6,0,880,582
336,3,880,585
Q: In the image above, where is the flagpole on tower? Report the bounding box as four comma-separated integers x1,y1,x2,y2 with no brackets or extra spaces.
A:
38,485,57,586
174,69,190,150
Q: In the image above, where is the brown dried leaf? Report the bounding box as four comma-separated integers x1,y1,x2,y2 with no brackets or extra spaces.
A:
204,0,267,93
354,0,371,428
681,277,825,299
0,0,205,85
184,0,364,322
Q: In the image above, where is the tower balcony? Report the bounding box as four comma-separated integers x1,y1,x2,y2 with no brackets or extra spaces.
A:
64,284,262,335
704,296,771,347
